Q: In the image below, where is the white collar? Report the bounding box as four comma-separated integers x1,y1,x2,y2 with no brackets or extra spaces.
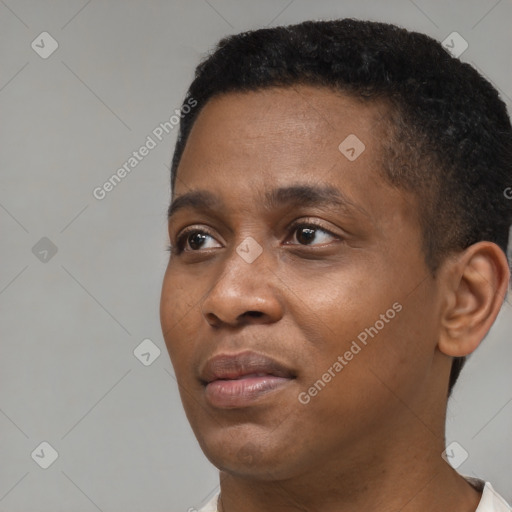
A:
463,476,512,512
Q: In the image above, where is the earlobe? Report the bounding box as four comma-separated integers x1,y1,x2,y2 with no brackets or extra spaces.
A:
438,242,510,358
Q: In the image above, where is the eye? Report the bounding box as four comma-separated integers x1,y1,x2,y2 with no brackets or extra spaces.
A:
171,227,221,254
285,221,339,246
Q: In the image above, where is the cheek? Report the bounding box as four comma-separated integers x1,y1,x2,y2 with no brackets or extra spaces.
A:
366,286,439,396
288,263,387,354
286,273,381,404
160,267,203,366
314,283,437,413
290,263,431,404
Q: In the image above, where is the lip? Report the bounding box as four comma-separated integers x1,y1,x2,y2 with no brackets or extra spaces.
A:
200,351,296,408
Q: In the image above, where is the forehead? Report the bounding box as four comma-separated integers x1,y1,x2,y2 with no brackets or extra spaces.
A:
173,85,416,230
178,85,385,181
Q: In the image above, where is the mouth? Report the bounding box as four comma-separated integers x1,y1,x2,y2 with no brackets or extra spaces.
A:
200,351,297,409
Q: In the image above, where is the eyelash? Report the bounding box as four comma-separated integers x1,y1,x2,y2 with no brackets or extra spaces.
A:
166,221,340,255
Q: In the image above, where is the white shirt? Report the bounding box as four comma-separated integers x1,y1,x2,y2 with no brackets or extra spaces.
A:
197,477,511,512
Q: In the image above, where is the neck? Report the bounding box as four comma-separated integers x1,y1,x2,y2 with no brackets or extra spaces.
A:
216,413,481,512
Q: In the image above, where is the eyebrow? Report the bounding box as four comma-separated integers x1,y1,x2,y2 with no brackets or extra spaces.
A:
167,184,369,221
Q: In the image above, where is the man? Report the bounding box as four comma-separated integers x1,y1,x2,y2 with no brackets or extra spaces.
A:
160,18,511,511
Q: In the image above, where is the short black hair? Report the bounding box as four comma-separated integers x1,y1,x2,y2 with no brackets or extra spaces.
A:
169,18,512,396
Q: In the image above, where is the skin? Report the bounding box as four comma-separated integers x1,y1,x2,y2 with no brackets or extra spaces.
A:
159,85,510,512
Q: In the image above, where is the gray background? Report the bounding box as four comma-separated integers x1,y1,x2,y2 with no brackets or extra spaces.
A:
1,1,511,510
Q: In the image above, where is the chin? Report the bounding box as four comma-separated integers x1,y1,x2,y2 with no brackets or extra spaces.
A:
194,424,306,481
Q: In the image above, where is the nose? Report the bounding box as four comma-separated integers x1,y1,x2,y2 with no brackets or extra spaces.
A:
200,243,284,328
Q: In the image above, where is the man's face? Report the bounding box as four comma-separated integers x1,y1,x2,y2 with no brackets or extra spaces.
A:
160,86,444,480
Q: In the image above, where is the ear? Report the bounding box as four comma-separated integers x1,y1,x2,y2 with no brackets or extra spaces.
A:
437,241,510,357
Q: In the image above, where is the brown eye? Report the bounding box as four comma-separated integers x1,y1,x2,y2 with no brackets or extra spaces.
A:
186,232,208,250
295,226,316,245
174,228,221,253
288,222,339,246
